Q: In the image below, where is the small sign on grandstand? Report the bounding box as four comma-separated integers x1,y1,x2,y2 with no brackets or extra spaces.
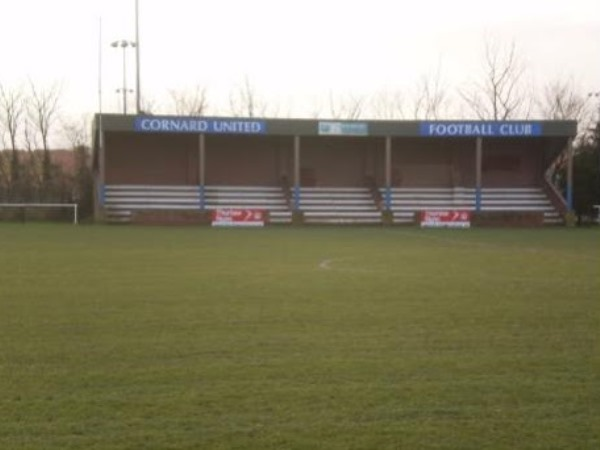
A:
419,210,471,228
211,209,266,227
318,121,369,136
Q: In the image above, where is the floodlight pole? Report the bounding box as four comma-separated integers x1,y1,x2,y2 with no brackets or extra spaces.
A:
135,0,141,114
111,40,136,114
96,17,106,221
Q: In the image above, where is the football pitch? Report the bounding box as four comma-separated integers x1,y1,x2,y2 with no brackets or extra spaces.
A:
0,224,598,449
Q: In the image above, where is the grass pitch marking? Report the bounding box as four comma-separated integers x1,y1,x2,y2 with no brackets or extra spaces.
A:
317,258,378,273
318,259,334,270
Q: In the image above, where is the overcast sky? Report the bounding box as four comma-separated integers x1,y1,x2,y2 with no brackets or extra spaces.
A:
0,0,599,120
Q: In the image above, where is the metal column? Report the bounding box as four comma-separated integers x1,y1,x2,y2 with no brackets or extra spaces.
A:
566,138,574,212
199,133,206,209
385,136,392,210
475,137,483,212
293,136,301,210
95,125,106,221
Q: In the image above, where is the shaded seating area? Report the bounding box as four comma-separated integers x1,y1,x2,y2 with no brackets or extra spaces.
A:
94,115,576,226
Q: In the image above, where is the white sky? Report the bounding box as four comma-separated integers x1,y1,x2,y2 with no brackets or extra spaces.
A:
0,0,599,120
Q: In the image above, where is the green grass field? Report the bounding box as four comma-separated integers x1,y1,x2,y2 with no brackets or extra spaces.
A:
0,224,598,449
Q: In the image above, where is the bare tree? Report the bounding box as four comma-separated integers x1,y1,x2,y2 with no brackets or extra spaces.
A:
21,119,42,195
328,92,365,120
0,83,25,193
307,95,325,119
168,84,209,116
539,80,598,150
0,84,25,151
309,108,322,119
536,80,593,192
0,135,8,198
370,89,405,120
460,38,529,120
62,114,91,149
229,76,267,118
27,80,62,151
411,68,448,119
27,80,62,186
61,114,93,210
138,94,159,115
537,79,587,120
0,151,8,198
22,120,38,152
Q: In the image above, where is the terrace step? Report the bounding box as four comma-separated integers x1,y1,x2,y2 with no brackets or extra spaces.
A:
104,184,293,224
381,186,563,225
293,187,381,225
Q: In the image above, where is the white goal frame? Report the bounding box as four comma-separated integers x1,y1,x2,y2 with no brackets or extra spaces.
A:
0,203,79,225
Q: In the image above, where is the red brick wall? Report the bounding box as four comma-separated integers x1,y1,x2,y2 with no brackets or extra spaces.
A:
392,138,459,187
105,133,199,185
205,135,292,186
104,132,545,190
481,139,543,187
452,144,477,187
300,137,383,187
390,138,543,188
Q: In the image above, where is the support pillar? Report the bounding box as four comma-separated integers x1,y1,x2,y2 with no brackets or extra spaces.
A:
199,133,205,209
385,136,392,210
94,125,106,221
475,137,483,212
293,136,301,210
475,138,483,212
566,137,574,212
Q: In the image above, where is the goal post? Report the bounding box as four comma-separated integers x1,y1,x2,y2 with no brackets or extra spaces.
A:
0,203,79,225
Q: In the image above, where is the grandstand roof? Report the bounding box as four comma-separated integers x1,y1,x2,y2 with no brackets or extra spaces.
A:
94,114,577,139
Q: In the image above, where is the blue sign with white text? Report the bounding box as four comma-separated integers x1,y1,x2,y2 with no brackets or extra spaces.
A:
318,121,369,136
134,116,267,134
420,122,542,137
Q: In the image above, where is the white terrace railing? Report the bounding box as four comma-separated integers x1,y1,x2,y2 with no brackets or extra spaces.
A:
381,187,562,225
102,185,565,226
103,185,293,224
103,185,201,222
295,187,381,225
204,185,291,224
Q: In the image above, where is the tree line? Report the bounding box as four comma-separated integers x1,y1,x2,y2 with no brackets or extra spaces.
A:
0,80,93,219
1,39,598,222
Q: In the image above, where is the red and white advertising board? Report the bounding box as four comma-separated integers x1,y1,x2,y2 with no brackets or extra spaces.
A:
211,209,266,227
419,210,471,228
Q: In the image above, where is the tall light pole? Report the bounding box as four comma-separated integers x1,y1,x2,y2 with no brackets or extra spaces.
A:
116,88,134,114
135,0,141,114
111,39,136,114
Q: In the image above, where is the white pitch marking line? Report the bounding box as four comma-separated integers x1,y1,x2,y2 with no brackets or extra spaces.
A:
318,259,333,270
317,258,376,273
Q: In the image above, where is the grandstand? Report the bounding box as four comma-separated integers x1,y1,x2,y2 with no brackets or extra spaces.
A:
93,115,576,226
